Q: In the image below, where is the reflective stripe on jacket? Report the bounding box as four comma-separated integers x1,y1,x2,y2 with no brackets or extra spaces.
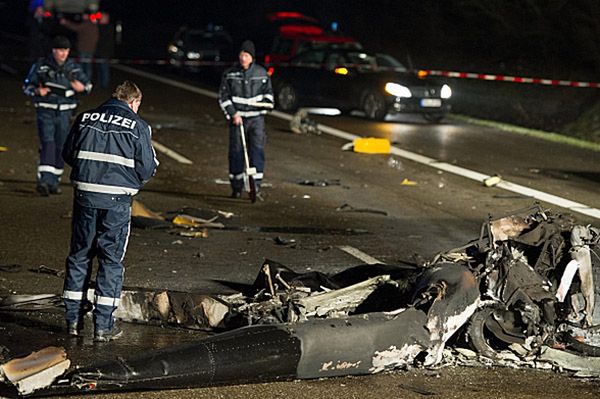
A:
23,56,92,109
218,62,274,119
62,99,159,197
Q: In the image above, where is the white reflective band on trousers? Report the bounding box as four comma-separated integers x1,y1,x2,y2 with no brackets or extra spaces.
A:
95,294,120,307
63,290,84,300
63,290,120,307
38,165,64,175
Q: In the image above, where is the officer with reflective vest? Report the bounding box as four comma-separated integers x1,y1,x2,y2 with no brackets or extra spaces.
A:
218,40,274,199
62,80,159,342
23,35,92,196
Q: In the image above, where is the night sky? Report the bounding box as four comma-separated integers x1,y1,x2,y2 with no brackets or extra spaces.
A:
100,0,600,79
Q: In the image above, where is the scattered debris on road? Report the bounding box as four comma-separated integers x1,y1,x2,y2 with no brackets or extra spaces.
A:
336,203,388,216
483,174,502,187
353,137,391,154
0,264,22,273
0,347,69,396
132,202,229,232
297,179,341,187
28,265,63,278
290,109,320,135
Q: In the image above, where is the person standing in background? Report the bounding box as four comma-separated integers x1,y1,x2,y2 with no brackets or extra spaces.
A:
23,35,92,196
27,0,47,60
60,13,99,81
95,11,115,89
218,40,274,200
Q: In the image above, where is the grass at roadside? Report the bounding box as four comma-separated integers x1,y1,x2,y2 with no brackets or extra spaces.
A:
449,114,600,152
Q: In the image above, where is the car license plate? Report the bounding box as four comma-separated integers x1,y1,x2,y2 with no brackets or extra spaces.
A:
420,98,442,107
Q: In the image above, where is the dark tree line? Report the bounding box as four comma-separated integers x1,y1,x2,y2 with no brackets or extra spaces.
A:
308,0,600,78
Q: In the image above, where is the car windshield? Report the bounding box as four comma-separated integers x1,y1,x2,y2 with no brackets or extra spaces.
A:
186,32,232,47
292,50,407,72
327,52,407,72
292,50,326,66
375,54,407,71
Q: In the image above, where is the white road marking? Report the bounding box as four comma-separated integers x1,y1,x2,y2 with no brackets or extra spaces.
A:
152,140,193,165
114,65,218,98
114,65,600,220
338,245,384,265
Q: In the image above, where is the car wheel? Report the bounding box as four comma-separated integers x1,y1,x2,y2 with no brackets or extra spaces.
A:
276,83,298,112
423,113,444,123
466,307,500,360
362,91,386,120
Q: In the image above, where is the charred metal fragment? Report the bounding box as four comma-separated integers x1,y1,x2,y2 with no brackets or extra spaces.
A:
9,261,480,395
0,347,70,396
447,206,600,361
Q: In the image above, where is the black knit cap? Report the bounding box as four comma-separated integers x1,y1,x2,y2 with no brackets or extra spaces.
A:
52,35,71,49
239,40,255,58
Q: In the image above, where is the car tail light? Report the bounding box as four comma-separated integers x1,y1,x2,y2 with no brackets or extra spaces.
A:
90,12,102,22
267,67,275,76
280,25,323,36
418,70,429,79
275,12,304,19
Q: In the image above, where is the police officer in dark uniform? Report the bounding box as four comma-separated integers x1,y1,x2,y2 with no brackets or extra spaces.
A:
62,81,159,342
23,35,92,196
218,40,274,200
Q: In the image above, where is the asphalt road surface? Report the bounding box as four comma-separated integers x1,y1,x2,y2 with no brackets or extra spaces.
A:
0,63,599,398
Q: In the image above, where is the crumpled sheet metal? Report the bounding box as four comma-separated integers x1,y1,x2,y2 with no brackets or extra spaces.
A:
569,225,596,326
20,262,481,395
538,346,600,377
116,288,231,329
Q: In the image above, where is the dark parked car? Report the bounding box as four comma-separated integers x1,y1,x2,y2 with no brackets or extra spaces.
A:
167,26,234,72
271,49,452,122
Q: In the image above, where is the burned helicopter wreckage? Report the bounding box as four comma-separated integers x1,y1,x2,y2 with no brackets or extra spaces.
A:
1,206,599,396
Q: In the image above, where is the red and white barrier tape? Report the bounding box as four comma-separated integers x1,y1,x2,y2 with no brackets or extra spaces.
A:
10,52,600,89
421,70,600,88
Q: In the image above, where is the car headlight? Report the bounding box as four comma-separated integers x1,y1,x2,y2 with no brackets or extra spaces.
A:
441,84,452,99
385,82,412,98
167,44,179,54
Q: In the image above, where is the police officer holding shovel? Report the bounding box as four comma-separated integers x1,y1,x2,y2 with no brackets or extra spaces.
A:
62,81,158,342
218,40,274,200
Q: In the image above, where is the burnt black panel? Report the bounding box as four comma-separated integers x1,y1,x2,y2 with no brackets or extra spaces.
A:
69,325,301,392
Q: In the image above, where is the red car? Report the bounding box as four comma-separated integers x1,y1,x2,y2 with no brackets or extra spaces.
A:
265,24,362,65
259,11,362,65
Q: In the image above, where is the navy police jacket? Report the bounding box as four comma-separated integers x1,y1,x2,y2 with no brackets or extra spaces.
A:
62,99,159,201
218,62,274,119
23,56,92,111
